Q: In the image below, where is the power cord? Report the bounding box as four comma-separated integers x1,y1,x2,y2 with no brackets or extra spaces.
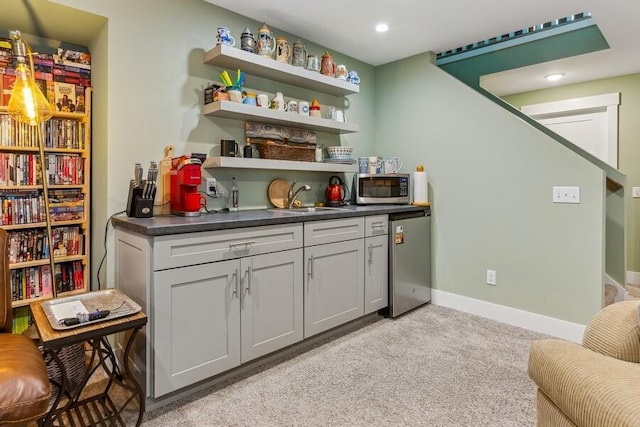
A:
96,210,125,290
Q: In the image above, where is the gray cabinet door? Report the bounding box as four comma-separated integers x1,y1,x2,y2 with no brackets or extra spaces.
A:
304,240,364,338
364,235,388,314
153,259,241,397
241,249,303,362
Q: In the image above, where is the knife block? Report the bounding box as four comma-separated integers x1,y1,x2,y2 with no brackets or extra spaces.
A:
126,186,155,218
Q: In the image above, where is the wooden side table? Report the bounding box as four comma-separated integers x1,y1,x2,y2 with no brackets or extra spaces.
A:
30,292,147,427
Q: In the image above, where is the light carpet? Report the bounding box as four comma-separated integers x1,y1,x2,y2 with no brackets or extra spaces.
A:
134,304,549,426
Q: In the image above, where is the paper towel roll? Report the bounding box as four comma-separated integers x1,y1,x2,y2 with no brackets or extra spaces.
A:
413,171,428,203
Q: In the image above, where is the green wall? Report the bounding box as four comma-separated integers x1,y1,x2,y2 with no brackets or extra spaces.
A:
375,53,606,325
48,0,376,285
504,75,640,275
32,0,610,325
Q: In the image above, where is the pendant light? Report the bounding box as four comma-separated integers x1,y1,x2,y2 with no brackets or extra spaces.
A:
7,30,54,126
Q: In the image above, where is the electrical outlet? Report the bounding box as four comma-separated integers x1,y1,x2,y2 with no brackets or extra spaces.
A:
552,186,580,204
205,178,218,197
486,269,496,286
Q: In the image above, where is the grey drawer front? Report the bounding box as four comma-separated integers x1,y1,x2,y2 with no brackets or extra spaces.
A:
365,215,388,237
304,217,364,246
153,224,303,270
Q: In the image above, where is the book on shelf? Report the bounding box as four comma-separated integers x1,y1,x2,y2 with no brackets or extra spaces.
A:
53,81,76,113
54,47,91,71
47,153,84,185
54,260,84,294
2,74,15,107
8,228,49,264
0,192,46,225
52,225,83,257
12,306,31,334
10,265,54,302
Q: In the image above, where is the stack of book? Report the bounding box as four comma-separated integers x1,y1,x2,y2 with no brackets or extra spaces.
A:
0,36,91,112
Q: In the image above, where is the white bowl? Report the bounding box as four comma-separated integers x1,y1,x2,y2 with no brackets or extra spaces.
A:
327,146,353,160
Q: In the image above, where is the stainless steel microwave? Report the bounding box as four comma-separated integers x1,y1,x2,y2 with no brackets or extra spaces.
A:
355,173,410,204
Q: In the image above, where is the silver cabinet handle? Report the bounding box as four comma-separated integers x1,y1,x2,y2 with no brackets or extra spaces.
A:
307,255,314,279
229,240,256,250
368,244,373,265
232,268,239,297
370,221,386,233
245,266,252,293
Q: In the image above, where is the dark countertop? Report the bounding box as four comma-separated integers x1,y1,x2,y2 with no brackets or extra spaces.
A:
112,204,429,236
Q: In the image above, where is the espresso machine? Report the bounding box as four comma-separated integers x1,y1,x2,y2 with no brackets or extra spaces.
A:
170,157,202,216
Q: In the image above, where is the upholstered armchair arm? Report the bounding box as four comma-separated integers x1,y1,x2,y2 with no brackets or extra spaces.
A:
529,339,640,427
582,300,640,362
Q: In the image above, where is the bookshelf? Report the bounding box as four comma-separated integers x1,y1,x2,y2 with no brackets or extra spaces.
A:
0,88,91,330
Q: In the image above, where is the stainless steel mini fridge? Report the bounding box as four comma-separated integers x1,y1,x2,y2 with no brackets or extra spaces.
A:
388,210,431,317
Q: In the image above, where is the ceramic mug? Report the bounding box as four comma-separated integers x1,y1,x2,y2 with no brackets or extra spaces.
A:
217,26,235,47
331,109,346,122
305,55,320,72
286,100,298,113
335,64,348,80
256,93,269,108
221,139,238,157
368,156,380,174
242,93,257,106
298,101,310,116
358,157,368,174
386,157,402,173
227,89,243,103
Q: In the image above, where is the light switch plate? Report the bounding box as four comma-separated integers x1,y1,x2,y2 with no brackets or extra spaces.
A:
633,187,640,198
553,186,580,204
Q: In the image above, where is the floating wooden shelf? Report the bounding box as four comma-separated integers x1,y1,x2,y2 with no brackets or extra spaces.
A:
203,101,358,134
202,156,358,173
203,44,359,97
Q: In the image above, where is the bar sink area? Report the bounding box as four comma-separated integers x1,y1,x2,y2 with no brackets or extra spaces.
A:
267,206,348,214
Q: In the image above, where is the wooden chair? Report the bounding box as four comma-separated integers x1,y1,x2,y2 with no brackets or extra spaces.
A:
0,228,51,426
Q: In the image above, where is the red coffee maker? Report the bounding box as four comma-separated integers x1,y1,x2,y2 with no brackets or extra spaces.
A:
170,157,202,216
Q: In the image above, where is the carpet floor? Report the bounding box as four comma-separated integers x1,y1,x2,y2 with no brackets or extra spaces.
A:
132,304,549,426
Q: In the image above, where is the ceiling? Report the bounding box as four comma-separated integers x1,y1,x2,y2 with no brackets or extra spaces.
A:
204,0,640,96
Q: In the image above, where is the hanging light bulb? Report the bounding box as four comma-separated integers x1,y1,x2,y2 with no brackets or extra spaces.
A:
7,30,53,126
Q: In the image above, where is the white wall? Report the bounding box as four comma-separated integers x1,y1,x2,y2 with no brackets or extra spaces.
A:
374,53,606,325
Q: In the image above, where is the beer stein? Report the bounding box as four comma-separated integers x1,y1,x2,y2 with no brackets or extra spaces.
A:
305,54,320,72
240,27,256,53
216,26,235,47
292,40,307,67
320,51,336,77
256,23,275,58
275,37,291,63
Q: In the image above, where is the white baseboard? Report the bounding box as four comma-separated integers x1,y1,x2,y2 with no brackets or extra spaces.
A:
431,290,586,344
627,271,640,286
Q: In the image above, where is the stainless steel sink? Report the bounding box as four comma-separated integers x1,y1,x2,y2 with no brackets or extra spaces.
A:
268,207,347,214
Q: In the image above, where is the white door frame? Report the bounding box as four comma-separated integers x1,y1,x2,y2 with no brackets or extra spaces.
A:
521,92,620,168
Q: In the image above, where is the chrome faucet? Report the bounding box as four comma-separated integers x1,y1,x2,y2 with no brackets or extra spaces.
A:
288,181,311,209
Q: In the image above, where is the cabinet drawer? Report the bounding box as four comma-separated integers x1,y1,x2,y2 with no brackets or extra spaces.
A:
365,215,388,237
153,224,303,270
304,217,364,246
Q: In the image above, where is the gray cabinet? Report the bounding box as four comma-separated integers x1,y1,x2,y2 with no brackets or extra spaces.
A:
303,218,365,337
153,259,240,397
364,215,389,314
115,213,393,402
240,249,303,362
153,248,303,397
116,224,303,398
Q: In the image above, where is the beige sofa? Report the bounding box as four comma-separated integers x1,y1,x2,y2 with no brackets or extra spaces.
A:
528,300,640,426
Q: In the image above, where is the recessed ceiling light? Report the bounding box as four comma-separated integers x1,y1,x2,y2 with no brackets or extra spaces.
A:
545,73,565,82
375,23,389,33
